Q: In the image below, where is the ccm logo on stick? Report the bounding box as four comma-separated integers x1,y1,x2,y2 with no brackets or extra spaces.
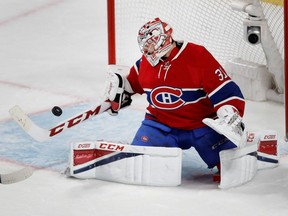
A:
99,143,125,151
49,106,101,137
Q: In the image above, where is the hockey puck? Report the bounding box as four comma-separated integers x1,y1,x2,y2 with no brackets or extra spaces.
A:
52,106,62,116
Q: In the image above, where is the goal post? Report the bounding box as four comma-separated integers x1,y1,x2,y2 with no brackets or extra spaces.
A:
285,0,288,139
107,0,287,137
107,0,116,64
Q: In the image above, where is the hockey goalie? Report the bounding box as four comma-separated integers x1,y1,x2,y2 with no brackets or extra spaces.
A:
66,17,279,189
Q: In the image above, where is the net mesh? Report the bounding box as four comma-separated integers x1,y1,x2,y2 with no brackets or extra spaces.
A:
113,0,284,68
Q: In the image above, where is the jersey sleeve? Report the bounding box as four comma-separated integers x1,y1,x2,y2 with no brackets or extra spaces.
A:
199,47,245,116
126,58,145,95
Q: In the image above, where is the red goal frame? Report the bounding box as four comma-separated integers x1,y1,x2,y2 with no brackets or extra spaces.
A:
284,0,288,139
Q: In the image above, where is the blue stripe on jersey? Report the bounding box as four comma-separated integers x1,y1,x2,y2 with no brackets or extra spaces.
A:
145,88,207,106
136,58,141,70
209,81,244,105
177,89,207,103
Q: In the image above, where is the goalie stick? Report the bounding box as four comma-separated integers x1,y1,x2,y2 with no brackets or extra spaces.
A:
0,167,33,184
9,100,111,142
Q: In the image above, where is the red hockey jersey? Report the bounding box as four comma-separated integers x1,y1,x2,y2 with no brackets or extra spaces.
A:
127,41,245,130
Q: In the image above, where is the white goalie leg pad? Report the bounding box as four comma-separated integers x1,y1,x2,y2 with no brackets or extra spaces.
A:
67,142,98,179
246,130,279,169
219,143,258,189
256,130,278,169
68,141,182,186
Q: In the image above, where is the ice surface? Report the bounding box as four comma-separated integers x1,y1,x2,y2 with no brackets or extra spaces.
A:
0,1,287,216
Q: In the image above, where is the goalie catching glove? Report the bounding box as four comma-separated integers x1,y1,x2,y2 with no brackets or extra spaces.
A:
105,72,134,115
217,105,245,135
203,105,245,147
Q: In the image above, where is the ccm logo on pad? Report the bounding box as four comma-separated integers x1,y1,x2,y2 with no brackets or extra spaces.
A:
264,135,276,140
77,143,91,148
99,143,125,151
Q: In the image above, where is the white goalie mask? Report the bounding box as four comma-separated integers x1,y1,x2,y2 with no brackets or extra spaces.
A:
137,18,174,66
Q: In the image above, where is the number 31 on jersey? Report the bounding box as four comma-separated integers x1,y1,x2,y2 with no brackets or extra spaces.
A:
215,67,228,81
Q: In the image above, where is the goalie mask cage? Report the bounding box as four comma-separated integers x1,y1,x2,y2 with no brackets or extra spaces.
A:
107,0,287,137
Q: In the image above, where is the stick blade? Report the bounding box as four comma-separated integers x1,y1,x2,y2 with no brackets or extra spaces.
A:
9,105,49,142
0,167,33,184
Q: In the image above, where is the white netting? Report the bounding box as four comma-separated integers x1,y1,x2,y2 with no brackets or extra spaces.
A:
113,0,284,68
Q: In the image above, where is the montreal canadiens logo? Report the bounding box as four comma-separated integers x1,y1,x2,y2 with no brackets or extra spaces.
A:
149,86,185,110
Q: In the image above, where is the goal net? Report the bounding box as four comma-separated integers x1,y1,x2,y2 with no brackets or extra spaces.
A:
108,0,285,88
109,1,284,65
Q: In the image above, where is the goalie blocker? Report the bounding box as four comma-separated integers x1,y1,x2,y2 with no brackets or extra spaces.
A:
66,130,278,188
